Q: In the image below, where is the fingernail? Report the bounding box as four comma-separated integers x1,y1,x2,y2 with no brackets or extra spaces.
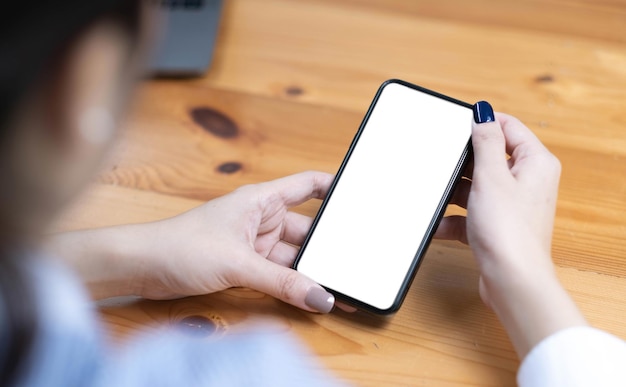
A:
473,101,495,124
305,287,335,313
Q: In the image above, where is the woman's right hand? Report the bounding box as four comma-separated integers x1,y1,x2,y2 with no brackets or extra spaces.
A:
436,103,587,358
466,110,561,306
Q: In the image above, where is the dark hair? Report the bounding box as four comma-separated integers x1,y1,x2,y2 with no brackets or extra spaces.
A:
0,1,142,384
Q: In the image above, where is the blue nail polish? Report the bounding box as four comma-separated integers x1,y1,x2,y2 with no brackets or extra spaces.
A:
473,101,495,123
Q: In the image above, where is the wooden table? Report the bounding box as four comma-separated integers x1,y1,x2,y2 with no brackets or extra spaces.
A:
54,1,626,385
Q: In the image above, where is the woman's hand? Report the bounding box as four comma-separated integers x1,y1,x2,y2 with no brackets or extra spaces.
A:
438,109,561,305
48,171,337,313
435,103,587,358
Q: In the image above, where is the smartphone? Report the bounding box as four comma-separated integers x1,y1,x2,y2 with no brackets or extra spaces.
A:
293,79,473,315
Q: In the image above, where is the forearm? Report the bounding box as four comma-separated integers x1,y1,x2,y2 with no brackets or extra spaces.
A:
44,223,156,300
484,259,588,359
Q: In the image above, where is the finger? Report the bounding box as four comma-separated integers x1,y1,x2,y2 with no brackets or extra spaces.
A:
259,171,334,209
281,211,313,246
496,112,560,183
496,112,548,157
433,215,467,244
471,101,509,177
266,240,299,267
449,178,471,209
237,252,335,313
263,243,358,313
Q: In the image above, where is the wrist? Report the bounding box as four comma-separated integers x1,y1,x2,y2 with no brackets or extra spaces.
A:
46,224,155,299
481,257,587,359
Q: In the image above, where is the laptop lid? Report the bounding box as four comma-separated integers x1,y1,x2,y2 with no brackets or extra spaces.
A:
150,0,223,76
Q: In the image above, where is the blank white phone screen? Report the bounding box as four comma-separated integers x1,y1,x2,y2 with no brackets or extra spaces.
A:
296,82,472,311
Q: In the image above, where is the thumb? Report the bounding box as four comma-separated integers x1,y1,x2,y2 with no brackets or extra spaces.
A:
238,252,335,313
471,101,508,176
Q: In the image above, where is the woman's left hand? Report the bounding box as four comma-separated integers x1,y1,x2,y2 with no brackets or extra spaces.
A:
49,171,337,313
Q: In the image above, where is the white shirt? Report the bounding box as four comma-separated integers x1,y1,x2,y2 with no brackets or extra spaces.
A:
518,326,626,386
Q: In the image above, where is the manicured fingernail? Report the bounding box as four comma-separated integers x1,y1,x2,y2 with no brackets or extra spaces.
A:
473,101,495,124
305,287,334,313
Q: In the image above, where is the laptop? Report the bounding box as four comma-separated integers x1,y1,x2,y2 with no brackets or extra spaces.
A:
149,0,223,76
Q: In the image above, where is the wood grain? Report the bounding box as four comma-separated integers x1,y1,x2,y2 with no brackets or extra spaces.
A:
52,0,626,385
